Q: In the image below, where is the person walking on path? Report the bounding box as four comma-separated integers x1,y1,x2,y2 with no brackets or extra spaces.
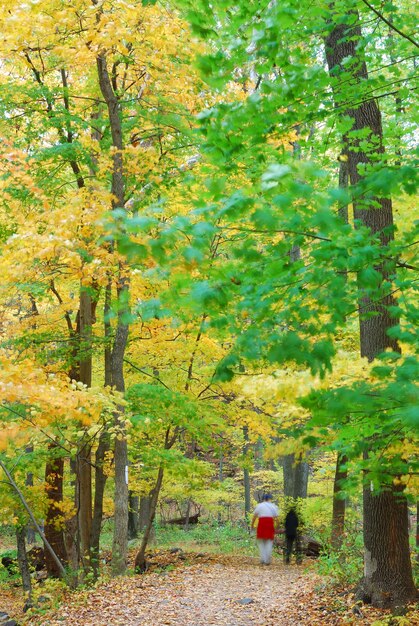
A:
284,507,300,564
251,493,279,565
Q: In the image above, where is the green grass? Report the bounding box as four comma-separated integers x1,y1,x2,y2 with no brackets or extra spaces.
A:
152,522,255,555
100,518,255,556
0,548,20,585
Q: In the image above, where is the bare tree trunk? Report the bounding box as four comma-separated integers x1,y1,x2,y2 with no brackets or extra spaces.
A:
89,279,113,572
90,430,111,570
134,466,164,572
128,492,140,539
331,453,348,549
293,457,309,499
183,499,191,531
243,426,251,520
325,9,416,607
96,49,129,576
254,438,264,470
77,288,93,571
104,277,113,388
77,443,92,571
111,416,129,575
64,458,79,584
362,485,415,606
25,446,36,545
0,460,66,579
282,240,309,506
218,444,224,524
283,454,309,500
44,447,67,577
139,496,152,532
79,288,92,387
16,526,32,610
330,161,349,551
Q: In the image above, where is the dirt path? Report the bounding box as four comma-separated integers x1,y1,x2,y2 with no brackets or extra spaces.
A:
24,557,311,626
7,553,414,625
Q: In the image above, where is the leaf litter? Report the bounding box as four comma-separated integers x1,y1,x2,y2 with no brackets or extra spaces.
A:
3,551,418,625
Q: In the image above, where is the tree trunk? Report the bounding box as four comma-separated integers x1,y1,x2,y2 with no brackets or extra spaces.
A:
325,10,416,607
128,492,140,539
25,446,36,545
183,499,192,531
79,288,92,387
104,277,113,388
77,287,93,571
283,454,309,500
89,280,113,573
361,485,415,606
282,242,309,505
96,47,129,576
254,438,264,470
293,457,309,499
90,430,111,570
330,161,349,550
217,443,224,524
134,466,164,572
139,496,152,532
0,460,66,580
16,526,32,610
77,443,92,571
44,447,67,577
331,453,348,549
111,432,129,575
63,458,79,587
243,426,251,520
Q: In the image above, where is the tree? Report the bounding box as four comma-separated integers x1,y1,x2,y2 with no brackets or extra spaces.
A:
160,0,418,607
324,1,417,605
0,0,207,577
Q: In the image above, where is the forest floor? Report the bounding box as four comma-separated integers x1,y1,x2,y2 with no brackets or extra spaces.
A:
2,550,418,626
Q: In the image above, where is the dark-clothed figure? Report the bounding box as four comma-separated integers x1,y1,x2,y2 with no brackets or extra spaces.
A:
284,508,300,564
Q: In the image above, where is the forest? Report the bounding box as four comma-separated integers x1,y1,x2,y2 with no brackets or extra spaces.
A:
0,0,417,624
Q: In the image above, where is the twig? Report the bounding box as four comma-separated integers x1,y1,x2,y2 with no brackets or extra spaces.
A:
0,459,66,578
360,0,419,49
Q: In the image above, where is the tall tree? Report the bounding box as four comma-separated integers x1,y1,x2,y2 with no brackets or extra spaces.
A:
170,0,417,607
324,3,416,606
95,46,130,576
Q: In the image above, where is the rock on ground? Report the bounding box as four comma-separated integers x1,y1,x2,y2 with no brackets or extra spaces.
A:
25,557,309,626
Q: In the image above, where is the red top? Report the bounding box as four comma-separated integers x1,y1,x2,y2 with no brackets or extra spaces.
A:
257,516,275,540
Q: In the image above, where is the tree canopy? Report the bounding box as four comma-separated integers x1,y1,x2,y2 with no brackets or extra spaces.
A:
0,0,417,612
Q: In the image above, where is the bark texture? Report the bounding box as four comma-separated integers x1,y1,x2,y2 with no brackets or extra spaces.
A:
134,466,164,572
283,454,309,500
325,10,416,607
331,453,348,550
16,526,32,609
44,448,67,577
77,287,95,571
96,49,129,576
91,430,111,568
25,446,36,545
243,426,251,519
362,486,415,606
139,495,152,532
128,492,140,539
134,426,178,570
77,443,92,570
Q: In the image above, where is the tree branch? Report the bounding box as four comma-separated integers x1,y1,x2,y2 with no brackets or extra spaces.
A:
123,358,172,391
0,459,66,579
360,0,419,49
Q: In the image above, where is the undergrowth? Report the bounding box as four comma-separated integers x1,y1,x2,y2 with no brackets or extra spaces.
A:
151,521,254,555
315,533,364,587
